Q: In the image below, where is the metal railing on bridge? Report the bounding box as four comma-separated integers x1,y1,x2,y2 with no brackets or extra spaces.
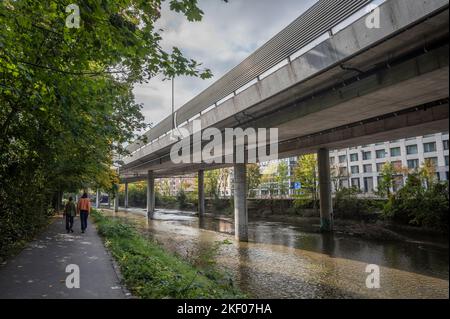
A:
126,0,374,154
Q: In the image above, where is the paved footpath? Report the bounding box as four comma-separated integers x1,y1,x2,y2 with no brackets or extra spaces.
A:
0,216,127,299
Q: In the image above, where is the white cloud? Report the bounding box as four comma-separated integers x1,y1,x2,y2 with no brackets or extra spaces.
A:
133,0,317,127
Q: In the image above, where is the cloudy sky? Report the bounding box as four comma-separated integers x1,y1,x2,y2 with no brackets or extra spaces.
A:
133,0,318,127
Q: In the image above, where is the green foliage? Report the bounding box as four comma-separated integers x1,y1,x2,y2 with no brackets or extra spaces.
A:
205,170,220,198
186,239,233,283
334,187,380,220
293,154,318,211
0,0,220,254
246,164,261,198
176,189,188,209
121,182,147,208
92,210,244,299
420,158,438,188
382,173,449,231
276,162,289,197
376,162,396,197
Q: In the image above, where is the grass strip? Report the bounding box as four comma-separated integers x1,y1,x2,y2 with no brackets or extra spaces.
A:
91,209,245,299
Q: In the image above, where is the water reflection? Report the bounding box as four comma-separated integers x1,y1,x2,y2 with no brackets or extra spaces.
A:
106,208,449,299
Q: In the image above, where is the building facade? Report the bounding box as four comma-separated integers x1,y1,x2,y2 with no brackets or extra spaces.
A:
254,132,449,197
329,132,449,194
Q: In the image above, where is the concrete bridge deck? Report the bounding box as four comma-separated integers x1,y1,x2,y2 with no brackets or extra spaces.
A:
120,0,449,180
114,0,450,241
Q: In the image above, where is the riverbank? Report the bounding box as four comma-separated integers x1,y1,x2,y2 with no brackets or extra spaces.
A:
217,212,449,248
104,208,449,298
91,210,245,299
122,203,449,247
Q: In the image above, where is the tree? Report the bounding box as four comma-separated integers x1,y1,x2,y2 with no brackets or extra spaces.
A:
158,179,172,197
205,170,220,198
383,172,449,231
376,162,396,198
294,154,319,211
420,158,437,188
247,164,261,198
377,162,409,197
331,164,345,192
276,162,289,198
261,162,278,198
0,0,224,260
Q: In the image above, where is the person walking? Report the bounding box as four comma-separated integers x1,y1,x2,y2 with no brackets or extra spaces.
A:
63,197,76,233
77,192,91,233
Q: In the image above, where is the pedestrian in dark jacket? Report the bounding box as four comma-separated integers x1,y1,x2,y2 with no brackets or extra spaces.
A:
64,197,77,233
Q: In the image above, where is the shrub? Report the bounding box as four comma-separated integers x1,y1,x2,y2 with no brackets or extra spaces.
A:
333,187,378,220
176,189,188,209
383,174,449,231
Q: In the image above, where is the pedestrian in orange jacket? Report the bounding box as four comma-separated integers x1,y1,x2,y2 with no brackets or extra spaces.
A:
77,193,91,233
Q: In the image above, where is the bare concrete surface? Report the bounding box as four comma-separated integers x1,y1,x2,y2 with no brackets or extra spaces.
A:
0,216,127,299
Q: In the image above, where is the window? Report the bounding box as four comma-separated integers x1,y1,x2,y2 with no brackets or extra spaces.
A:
377,176,383,188
425,157,438,167
351,178,361,189
376,163,385,172
362,151,372,161
339,167,348,176
443,140,449,151
445,156,449,167
364,177,374,193
350,153,359,162
407,159,420,170
363,164,373,173
339,155,347,164
423,142,437,153
339,179,349,189
351,166,360,174
376,149,386,159
406,145,418,155
390,147,401,157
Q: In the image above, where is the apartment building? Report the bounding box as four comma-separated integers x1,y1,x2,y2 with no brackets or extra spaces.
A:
330,132,449,194
197,133,449,198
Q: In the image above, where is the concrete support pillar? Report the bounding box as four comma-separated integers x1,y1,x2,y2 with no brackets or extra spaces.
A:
124,183,129,209
198,170,205,216
233,164,248,242
318,148,333,232
147,171,155,219
95,189,100,209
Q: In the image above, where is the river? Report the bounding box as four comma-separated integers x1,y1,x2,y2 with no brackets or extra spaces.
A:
103,208,449,299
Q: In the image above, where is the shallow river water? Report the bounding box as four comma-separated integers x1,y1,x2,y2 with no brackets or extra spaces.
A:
104,208,449,299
